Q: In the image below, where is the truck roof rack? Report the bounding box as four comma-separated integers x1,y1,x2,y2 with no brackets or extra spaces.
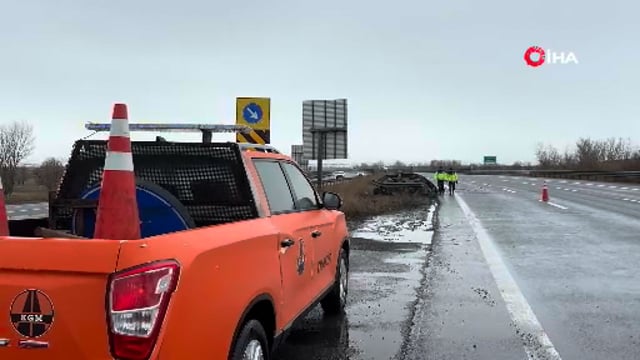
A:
236,143,281,154
85,122,282,153
85,122,253,143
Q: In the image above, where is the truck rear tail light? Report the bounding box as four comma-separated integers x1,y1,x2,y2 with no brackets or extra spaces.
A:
107,260,180,360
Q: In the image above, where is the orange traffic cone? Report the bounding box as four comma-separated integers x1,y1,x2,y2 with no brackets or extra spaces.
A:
94,103,141,240
0,176,9,236
541,182,549,202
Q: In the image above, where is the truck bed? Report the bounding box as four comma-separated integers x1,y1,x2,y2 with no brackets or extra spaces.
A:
50,140,259,236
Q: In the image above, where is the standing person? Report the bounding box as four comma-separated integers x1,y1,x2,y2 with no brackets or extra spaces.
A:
447,168,458,195
434,167,445,195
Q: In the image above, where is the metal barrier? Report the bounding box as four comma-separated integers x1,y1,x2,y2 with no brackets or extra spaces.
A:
529,170,640,182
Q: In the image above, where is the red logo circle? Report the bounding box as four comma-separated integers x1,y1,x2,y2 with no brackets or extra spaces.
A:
524,46,545,67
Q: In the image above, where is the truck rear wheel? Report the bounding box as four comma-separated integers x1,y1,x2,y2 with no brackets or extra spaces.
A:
321,248,348,315
230,319,270,360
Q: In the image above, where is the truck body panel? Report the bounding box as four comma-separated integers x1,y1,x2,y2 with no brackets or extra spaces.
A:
0,238,121,358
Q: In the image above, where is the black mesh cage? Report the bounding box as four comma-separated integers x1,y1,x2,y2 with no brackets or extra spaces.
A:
51,140,258,231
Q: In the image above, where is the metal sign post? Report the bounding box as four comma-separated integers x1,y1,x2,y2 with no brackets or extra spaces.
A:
311,128,346,188
301,99,349,189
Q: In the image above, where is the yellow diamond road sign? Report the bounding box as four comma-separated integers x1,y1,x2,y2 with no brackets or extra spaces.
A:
236,97,271,144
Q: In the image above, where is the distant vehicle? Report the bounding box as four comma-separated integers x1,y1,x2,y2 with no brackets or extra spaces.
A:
0,123,350,359
332,170,346,180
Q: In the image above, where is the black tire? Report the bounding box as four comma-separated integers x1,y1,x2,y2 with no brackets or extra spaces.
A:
229,319,270,360
321,248,348,315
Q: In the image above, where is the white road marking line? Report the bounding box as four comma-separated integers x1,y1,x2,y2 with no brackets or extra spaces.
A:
560,180,567,184
7,210,14,214
621,187,629,190
546,201,569,210
456,195,563,360
633,188,639,191
609,185,618,189
564,188,570,191
623,198,629,201
586,183,594,186
32,208,41,211
573,182,581,185
556,187,562,190
571,189,577,192
597,184,605,187
631,199,638,203
19,209,27,212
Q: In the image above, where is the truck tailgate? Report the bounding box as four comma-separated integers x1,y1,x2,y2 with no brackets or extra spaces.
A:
0,237,121,359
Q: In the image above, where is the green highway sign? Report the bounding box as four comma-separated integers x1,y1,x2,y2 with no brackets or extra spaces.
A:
483,156,497,165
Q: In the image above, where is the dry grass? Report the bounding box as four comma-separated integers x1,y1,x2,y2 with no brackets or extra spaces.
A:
6,183,49,204
322,175,430,220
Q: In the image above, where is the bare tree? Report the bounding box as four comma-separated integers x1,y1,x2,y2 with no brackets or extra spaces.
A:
562,146,576,168
15,166,28,185
392,160,406,169
602,137,633,161
0,121,35,195
35,157,65,192
535,143,562,168
574,138,602,169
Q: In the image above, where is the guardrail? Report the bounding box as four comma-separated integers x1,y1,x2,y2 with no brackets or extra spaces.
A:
316,177,354,187
529,170,640,183
307,175,364,188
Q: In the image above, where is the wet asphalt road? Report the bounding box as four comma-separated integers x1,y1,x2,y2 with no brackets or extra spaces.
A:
274,175,639,360
5,202,48,220
452,176,640,360
274,205,436,360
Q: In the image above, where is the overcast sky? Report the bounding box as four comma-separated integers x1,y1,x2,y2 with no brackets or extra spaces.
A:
1,0,638,165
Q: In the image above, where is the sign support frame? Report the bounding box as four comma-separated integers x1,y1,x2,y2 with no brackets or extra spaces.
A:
311,126,347,188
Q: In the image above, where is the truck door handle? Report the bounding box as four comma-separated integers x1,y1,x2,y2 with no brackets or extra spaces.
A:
311,230,322,238
280,239,295,248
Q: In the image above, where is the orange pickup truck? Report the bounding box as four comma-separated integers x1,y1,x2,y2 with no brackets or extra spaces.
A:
0,127,350,359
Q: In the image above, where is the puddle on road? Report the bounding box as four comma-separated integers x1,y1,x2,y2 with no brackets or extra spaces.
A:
346,204,436,359
350,204,436,245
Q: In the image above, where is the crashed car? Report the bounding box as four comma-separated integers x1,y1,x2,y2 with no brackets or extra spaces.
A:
372,172,437,196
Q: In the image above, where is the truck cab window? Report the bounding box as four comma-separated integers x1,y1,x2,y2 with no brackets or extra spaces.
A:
281,162,319,211
253,160,296,214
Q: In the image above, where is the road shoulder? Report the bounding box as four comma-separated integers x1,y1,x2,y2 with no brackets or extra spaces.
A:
401,196,527,360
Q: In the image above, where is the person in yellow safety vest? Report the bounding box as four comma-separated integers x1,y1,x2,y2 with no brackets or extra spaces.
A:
446,168,459,195
434,167,446,195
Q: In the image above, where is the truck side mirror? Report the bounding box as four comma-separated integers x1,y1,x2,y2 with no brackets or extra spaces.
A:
322,192,342,210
